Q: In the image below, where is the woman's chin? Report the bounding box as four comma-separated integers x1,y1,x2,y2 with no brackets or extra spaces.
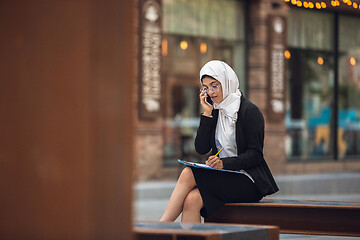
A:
212,98,222,104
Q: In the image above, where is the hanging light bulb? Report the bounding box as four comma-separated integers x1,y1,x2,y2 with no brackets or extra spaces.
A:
318,57,324,65
316,2,321,8
321,2,327,8
309,2,315,8
162,39,168,56
180,40,188,50
200,43,207,54
350,57,356,66
304,1,309,7
284,50,291,59
297,0,303,7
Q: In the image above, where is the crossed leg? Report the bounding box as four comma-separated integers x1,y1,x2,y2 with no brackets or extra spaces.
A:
160,167,203,223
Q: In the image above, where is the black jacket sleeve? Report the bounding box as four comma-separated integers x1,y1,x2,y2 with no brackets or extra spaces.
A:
194,114,215,155
222,104,265,171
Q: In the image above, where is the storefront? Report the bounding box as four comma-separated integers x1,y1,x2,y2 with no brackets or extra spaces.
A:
135,0,360,180
286,7,360,161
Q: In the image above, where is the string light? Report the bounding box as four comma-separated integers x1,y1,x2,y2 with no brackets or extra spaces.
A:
331,0,340,6
285,0,360,10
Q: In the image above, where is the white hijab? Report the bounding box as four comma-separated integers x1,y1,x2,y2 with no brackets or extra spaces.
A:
200,60,242,158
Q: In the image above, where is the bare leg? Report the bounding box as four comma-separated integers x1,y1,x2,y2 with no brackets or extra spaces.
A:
181,188,203,223
160,167,197,222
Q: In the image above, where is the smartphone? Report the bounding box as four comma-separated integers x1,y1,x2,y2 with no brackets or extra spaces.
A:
205,94,213,106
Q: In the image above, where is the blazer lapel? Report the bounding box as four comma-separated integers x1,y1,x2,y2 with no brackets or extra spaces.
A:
211,109,219,155
236,95,246,155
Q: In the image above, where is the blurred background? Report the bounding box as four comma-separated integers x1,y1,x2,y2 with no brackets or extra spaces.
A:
1,0,359,239
135,0,360,180
134,0,360,238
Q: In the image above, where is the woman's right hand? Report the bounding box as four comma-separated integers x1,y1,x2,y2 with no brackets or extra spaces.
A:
199,91,213,117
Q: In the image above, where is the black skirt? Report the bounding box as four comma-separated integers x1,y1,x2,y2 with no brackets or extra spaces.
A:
190,167,263,218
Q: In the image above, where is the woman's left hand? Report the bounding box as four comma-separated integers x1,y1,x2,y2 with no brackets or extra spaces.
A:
206,155,223,169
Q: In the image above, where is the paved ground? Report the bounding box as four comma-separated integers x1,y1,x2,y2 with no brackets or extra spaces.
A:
133,171,360,239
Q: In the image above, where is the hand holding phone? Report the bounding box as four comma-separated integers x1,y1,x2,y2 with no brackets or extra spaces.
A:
205,93,213,106
200,88,213,116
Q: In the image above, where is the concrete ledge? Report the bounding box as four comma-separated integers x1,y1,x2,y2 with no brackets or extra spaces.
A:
275,172,360,195
134,172,360,201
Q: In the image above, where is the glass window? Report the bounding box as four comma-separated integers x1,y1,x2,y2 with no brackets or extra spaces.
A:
338,15,360,159
161,0,246,165
286,9,334,160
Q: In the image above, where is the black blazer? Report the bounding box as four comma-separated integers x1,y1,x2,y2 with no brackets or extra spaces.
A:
195,95,279,196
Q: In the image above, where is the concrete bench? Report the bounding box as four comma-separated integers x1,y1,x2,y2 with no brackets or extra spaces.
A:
205,199,360,237
134,221,279,240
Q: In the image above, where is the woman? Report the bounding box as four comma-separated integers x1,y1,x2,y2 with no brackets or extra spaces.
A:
160,60,278,223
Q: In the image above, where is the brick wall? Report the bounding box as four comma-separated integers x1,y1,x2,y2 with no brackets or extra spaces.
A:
134,0,164,180
247,0,288,174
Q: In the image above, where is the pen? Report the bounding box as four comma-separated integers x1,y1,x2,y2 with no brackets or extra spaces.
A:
214,148,223,157
206,148,224,167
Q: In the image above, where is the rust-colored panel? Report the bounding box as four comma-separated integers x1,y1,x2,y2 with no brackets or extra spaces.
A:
0,1,134,239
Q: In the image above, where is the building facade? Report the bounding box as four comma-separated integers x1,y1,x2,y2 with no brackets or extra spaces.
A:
135,0,360,180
